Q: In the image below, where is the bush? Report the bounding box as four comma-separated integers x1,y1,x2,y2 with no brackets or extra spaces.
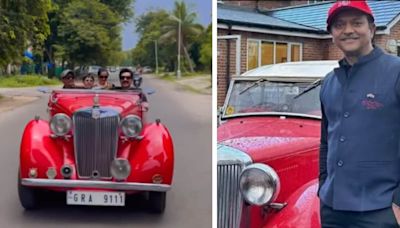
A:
0,75,61,88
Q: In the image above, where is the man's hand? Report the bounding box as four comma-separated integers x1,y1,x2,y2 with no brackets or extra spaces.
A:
392,203,400,225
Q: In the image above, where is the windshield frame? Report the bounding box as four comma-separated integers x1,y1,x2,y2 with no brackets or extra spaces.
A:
221,76,323,120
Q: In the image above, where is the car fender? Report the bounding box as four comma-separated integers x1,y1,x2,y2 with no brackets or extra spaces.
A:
118,122,174,185
20,119,66,178
263,179,320,228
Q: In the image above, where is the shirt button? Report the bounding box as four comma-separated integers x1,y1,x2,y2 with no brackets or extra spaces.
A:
337,160,344,167
339,136,346,142
343,112,350,118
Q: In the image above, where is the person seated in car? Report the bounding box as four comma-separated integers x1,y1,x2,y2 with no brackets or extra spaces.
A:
61,69,77,89
82,74,95,89
119,68,134,90
97,68,115,89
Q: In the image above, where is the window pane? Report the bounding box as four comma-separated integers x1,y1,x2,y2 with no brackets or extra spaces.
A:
276,43,288,64
291,44,301,62
261,41,274,66
248,41,259,70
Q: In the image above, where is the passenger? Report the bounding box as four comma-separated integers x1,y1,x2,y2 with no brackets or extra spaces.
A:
61,69,76,89
97,68,114,89
135,64,143,75
82,74,95,89
119,68,134,90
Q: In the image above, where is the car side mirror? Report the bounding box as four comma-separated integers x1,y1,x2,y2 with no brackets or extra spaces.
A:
37,87,51,93
143,87,156,95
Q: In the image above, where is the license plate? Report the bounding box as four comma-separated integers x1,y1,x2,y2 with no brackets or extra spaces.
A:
66,190,125,206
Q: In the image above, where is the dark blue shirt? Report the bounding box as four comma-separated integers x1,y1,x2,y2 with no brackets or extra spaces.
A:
319,47,400,211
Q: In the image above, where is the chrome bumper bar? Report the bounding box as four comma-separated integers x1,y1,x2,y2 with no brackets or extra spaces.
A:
22,178,171,192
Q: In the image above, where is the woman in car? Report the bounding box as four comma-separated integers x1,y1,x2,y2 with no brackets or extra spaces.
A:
96,68,115,89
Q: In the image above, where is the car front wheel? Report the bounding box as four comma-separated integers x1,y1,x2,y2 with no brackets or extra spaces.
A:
18,171,38,210
148,191,166,213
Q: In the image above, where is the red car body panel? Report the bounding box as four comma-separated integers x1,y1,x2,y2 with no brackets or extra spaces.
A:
48,91,143,118
20,90,174,193
218,116,321,227
262,180,320,228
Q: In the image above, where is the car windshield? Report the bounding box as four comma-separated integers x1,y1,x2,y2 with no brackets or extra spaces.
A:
224,79,321,117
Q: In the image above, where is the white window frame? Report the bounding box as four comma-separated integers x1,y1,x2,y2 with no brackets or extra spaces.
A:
218,35,242,76
246,39,303,70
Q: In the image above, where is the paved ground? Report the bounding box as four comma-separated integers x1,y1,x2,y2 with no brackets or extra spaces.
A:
0,75,212,228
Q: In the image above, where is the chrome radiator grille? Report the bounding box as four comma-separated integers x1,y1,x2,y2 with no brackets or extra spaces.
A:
218,163,243,228
73,108,119,178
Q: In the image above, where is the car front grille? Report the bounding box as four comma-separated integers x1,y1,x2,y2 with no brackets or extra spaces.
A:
218,162,244,228
73,108,119,178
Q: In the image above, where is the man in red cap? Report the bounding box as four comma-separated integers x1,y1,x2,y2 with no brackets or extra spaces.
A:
319,0,400,227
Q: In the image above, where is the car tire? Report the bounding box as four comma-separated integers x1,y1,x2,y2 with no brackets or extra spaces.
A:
18,171,38,210
148,192,166,214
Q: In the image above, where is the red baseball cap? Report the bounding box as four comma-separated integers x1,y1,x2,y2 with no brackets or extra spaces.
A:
327,0,374,30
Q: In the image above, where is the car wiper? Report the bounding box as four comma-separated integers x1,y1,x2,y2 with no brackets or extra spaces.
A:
293,79,322,99
239,78,267,95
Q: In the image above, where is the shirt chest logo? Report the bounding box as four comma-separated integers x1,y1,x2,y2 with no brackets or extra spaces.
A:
361,93,384,110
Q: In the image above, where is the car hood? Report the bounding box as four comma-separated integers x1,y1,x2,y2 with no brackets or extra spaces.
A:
50,91,142,117
218,117,320,161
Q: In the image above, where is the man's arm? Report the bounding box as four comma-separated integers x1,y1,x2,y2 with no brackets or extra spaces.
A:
392,71,400,225
318,103,328,196
393,72,400,206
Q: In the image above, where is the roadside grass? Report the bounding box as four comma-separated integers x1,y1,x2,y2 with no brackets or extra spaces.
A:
157,72,211,95
158,71,211,81
0,75,61,88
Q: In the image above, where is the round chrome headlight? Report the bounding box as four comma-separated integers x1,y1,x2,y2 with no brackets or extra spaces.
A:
120,115,142,138
110,158,131,180
50,113,72,136
239,163,280,206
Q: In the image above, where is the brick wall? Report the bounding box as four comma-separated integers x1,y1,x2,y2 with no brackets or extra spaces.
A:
375,21,400,55
217,28,335,106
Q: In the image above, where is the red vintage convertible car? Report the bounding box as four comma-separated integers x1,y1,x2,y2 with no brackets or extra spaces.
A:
18,87,174,213
218,61,338,227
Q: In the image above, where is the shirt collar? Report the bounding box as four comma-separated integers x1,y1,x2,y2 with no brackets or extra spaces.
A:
338,46,384,68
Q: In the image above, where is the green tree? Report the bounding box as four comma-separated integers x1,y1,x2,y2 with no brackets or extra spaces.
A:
161,1,203,73
57,0,123,66
131,10,175,70
0,0,51,70
44,0,134,76
99,0,134,22
199,24,212,72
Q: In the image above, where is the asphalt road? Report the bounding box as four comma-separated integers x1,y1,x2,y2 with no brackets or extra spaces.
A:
0,74,212,228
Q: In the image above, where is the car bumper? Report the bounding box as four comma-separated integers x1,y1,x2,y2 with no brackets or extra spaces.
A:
22,178,171,192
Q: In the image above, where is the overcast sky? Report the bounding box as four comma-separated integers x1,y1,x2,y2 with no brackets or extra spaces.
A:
122,0,212,50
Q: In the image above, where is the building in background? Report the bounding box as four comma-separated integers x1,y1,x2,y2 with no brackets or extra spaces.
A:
217,1,400,106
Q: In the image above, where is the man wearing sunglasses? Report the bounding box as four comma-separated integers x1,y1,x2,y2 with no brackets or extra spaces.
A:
61,69,76,89
119,68,134,90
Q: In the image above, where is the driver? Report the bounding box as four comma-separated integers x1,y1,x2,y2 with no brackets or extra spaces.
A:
119,68,133,90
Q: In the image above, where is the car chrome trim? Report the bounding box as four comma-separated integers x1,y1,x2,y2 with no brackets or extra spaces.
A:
239,163,281,206
73,108,120,179
21,178,171,192
217,144,253,165
217,144,252,228
222,112,321,120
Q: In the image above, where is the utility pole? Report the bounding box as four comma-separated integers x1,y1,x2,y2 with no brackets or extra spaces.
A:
154,40,159,75
177,19,181,79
